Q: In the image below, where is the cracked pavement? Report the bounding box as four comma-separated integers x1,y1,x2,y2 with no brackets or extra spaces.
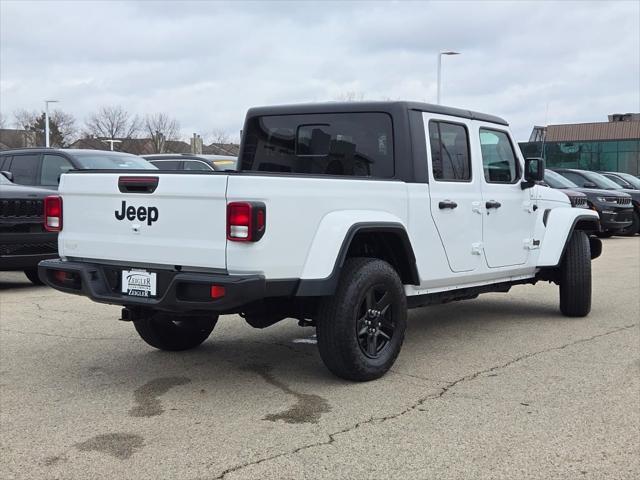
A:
1,237,639,479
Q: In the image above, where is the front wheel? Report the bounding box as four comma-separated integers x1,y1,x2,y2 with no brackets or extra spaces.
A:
316,258,407,381
133,312,218,351
559,230,592,317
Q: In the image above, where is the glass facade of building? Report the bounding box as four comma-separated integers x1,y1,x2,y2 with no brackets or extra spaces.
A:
519,140,640,176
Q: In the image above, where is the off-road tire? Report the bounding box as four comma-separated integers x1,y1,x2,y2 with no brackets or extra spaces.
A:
133,312,218,351
621,211,639,236
559,230,591,317
24,268,44,285
316,258,407,381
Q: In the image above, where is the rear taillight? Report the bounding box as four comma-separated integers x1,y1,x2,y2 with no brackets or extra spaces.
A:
44,195,62,232
227,202,266,242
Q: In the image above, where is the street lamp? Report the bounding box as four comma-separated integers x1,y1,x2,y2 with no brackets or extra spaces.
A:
436,51,460,105
101,139,122,151
44,99,59,148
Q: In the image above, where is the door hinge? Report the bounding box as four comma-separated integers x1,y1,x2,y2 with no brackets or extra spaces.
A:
524,238,541,250
471,242,483,255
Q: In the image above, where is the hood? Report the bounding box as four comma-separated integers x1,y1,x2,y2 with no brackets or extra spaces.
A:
571,187,632,198
618,188,640,202
558,188,587,199
0,182,52,200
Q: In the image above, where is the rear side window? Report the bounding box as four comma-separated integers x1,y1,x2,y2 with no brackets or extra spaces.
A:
8,154,40,185
479,129,520,183
183,160,212,171
428,121,471,181
150,160,181,170
241,113,394,178
41,154,73,186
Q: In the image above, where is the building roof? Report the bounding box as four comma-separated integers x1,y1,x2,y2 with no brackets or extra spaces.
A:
544,120,640,142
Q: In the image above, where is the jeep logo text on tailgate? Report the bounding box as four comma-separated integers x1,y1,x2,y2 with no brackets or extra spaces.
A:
115,201,159,225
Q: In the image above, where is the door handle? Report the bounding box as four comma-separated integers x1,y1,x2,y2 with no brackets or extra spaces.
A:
439,200,458,209
485,200,502,209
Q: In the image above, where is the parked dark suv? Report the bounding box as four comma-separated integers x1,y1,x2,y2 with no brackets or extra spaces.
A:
0,172,57,284
599,171,640,191
553,168,637,236
0,148,156,189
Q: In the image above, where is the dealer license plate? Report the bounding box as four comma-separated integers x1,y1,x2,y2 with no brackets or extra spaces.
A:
121,269,157,298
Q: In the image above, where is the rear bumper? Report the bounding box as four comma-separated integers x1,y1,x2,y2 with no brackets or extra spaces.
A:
38,259,269,313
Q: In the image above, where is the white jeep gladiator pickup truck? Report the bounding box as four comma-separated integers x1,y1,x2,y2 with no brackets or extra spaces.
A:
39,101,601,381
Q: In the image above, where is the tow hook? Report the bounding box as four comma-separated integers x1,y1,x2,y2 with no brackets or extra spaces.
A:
119,307,147,322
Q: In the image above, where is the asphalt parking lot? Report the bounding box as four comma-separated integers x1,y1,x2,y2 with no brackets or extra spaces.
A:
1,238,638,480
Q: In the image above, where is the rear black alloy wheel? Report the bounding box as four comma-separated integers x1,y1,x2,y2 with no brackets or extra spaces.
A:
316,258,407,381
133,312,219,351
357,285,395,359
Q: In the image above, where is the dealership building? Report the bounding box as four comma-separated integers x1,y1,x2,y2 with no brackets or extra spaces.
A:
519,113,640,176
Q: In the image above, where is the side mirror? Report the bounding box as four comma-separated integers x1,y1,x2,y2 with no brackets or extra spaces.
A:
522,158,545,189
1,171,14,182
583,181,598,189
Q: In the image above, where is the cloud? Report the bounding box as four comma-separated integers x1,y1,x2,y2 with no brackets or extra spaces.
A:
1,0,638,142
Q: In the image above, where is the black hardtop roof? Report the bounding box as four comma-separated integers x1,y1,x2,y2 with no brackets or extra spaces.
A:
246,101,508,126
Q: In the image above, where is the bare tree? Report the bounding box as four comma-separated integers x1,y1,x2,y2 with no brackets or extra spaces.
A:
144,113,180,153
13,108,77,146
334,91,365,102
0,112,6,129
208,128,231,145
13,109,38,130
85,105,140,139
51,110,78,144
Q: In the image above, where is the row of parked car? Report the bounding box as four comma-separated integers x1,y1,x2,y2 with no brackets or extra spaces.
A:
0,148,237,284
0,147,638,285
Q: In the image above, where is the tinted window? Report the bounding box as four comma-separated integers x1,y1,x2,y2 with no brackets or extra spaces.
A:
183,160,212,171
428,121,471,181
8,154,40,185
559,171,588,187
603,174,630,188
544,169,578,189
479,129,520,183
241,113,394,178
149,160,181,170
0,155,10,170
41,154,73,186
70,152,155,170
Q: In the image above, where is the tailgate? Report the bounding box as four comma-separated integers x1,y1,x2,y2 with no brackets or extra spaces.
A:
58,172,228,270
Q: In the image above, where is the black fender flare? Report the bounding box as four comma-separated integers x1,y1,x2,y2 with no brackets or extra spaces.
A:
295,222,419,296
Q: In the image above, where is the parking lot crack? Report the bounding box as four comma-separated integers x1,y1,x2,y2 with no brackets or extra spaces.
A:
211,323,638,479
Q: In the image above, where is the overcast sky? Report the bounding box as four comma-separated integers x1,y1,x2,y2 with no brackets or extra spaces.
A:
1,0,639,142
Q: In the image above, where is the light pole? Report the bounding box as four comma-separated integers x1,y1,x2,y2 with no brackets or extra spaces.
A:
436,51,460,104
44,99,59,147
101,139,122,151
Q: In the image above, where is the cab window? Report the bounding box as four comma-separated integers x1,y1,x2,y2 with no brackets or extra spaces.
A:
428,121,471,181
479,129,520,183
8,154,40,185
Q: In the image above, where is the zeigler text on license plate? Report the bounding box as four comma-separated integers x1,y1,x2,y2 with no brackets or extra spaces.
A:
121,269,157,297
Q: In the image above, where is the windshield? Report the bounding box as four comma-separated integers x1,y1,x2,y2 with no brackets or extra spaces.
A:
544,169,578,189
615,172,640,189
582,170,623,190
70,152,157,170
